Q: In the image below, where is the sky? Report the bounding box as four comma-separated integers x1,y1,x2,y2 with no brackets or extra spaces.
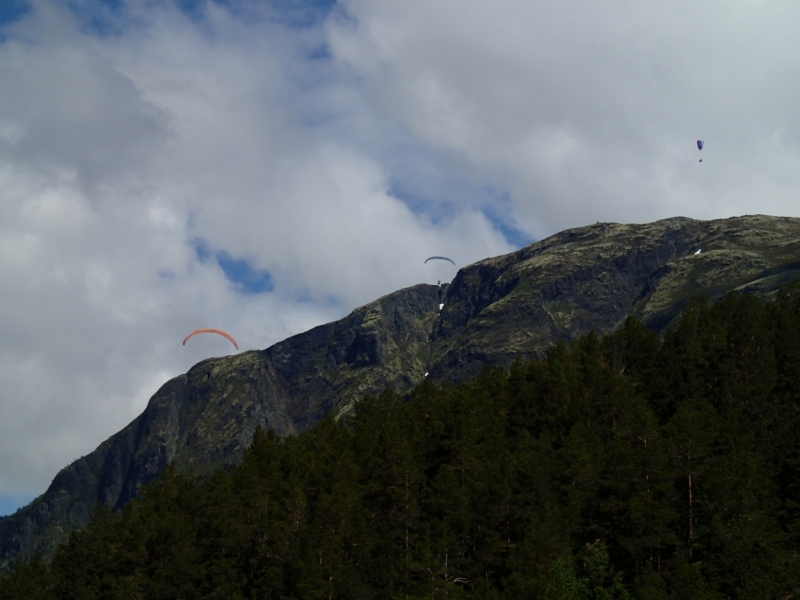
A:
1,0,799,516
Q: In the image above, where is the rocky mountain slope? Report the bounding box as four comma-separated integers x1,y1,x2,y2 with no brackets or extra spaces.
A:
3,214,800,570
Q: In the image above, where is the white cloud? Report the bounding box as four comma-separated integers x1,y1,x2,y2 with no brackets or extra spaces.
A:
1,0,798,509
328,0,800,235
0,0,511,504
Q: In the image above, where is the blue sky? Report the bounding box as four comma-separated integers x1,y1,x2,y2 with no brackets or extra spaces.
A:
0,2,28,25
1,0,799,515
194,238,274,293
0,494,33,519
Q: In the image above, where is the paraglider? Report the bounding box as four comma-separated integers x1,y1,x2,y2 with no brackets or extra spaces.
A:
697,140,704,162
424,256,456,266
183,329,239,350
426,257,454,311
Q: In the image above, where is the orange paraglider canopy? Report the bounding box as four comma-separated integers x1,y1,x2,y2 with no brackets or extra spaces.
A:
183,328,239,350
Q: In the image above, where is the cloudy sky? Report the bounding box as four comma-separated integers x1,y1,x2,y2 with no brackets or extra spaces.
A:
1,0,798,515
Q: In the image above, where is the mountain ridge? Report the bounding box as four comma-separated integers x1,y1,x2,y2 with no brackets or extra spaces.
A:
3,213,800,570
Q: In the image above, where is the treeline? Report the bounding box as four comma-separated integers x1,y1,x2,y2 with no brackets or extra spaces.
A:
4,285,800,599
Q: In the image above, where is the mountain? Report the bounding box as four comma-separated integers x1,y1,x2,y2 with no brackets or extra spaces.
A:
3,214,800,570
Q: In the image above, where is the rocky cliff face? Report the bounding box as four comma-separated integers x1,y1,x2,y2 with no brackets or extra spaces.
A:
429,215,800,380
3,214,800,570
0,284,441,570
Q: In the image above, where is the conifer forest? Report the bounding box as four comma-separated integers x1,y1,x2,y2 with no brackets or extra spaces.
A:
4,283,800,598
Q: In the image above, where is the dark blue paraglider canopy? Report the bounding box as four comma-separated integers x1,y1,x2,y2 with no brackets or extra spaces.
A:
697,140,704,150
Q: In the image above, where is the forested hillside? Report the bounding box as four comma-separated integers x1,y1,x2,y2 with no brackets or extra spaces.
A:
3,282,800,599
6,215,800,572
